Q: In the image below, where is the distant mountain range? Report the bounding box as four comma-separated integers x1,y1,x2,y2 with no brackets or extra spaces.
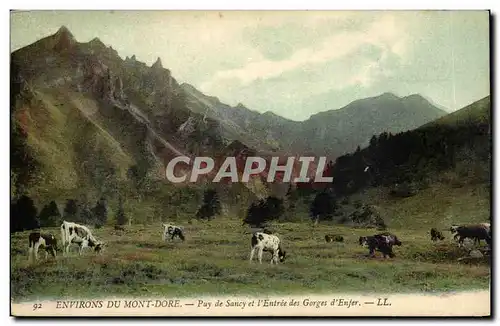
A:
183,84,448,158
11,26,450,201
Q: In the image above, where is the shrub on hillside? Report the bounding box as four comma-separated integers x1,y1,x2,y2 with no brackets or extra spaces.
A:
310,191,337,224
243,196,285,227
38,200,61,227
11,195,39,232
196,188,221,221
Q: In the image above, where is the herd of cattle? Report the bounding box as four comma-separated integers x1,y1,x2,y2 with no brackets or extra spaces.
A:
25,220,492,264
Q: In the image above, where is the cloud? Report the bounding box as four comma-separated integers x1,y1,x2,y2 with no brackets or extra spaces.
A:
200,13,408,94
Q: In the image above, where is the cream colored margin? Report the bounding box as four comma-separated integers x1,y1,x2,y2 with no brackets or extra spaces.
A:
11,290,490,317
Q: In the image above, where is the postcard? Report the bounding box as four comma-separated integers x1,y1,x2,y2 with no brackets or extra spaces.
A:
10,10,491,317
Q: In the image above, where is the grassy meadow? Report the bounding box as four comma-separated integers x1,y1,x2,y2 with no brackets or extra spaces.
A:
11,182,491,302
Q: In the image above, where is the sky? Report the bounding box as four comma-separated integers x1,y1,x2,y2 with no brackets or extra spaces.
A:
10,10,490,121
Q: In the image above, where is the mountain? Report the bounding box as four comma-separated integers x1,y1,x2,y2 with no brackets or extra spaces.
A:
10,26,266,209
328,95,491,196
181,85,448,158
10,26,450,217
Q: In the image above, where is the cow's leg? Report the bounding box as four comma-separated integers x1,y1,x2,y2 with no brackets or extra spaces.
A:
44,249,49,260
271,250,278,264
369,247,375,258
34,243,40,261
78,245,84,256
28,246,33,262
458,236,465,247
249,247,256,263
258,248,264,264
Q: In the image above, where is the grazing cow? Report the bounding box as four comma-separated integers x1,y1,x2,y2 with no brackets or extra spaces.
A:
249,232,286,264
162,223,185,241
60,221,103,255
325,234,344,243
450,224,491,247
430,228,445,241
28,232,58,262
359,232,402,258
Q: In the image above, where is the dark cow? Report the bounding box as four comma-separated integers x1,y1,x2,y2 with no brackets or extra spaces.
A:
430,228,445,241
28,232,58,262
162,223,185,241
450,223,491,247
325,235,344,243
359,232,402,258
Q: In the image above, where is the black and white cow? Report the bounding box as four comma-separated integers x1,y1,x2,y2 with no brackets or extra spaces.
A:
359,232,402,258
28,232,58,262
60,221,103,255
162,223,185,241
430,228,445,241
249,232,286,264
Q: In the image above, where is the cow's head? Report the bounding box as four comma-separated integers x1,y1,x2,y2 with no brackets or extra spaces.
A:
177,230,186,241
450,225,459,233
278,248,287,263
325,235,332,243
88,237,104,253
359,236,369,247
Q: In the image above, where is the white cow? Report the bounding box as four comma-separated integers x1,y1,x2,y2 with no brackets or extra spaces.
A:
60,221,103,255
249,232,287,264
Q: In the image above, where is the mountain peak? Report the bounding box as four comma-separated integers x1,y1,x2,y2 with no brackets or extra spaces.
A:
52,25,76,51
403,93,426,101
55,25,73,37
379,92,399,99
88,37,106,49
152,57,163,69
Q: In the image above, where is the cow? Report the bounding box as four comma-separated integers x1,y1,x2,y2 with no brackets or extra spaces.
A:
359,232,402,258
325,234,344,243
430,228,445,241
162,223,185,241
249,232,286,264
450,224,491,247
28,232,58,262
60,221,103,255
